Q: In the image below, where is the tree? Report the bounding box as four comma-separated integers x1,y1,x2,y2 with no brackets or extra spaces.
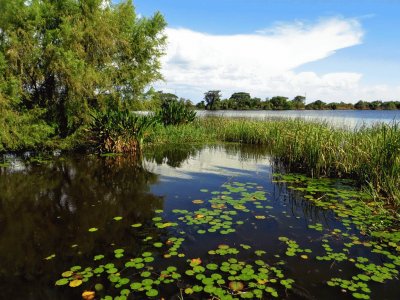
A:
229,92,251,110
270,96,289,110
204,90,221,110
382,101,397,110
0,0,167,136
291,95,306,110
196,101,206,109
306,100,326,110
369,101,382,110
182,99,195,109
250,97,262,109
327,102,337,110
219,98,233,109
159,92,179,105
355,100,368,110
261,99,273,110
137,87,162,111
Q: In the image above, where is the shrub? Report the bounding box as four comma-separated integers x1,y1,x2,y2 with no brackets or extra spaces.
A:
0,97,55,152
88,109,156,154
157,99,196,126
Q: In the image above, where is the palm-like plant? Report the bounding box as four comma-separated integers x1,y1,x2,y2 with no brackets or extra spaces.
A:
89,109,157,153
157,99,196,126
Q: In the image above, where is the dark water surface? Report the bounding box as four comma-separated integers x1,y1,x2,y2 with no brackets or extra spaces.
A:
0,145,398,299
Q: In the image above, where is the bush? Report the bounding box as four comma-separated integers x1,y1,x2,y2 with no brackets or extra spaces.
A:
157,99,196,126
88,109,156,154
0,98,55,152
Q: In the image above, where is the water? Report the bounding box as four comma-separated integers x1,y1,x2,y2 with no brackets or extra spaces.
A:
0,145,398,299
196,110,400,129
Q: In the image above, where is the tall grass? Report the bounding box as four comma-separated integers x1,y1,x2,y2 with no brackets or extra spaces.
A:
145,119,215,145
147,117,400,209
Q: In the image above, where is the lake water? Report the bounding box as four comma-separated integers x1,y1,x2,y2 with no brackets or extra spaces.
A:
0,145,399,299
196,110,400,129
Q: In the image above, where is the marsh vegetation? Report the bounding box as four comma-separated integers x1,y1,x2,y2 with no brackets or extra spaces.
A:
1,1,400,299
146,117,400,209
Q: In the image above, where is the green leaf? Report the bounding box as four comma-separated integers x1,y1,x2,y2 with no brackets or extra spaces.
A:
206,263,218,270
146,289,158,297
55,278,69,286
61,271,73,278
130,282,142,290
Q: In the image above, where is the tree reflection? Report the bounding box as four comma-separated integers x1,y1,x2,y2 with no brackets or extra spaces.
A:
144,145,202,167
0,155,163,299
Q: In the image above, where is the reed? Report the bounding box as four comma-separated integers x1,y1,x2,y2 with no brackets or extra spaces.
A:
145,120,215,145
146,117,400,209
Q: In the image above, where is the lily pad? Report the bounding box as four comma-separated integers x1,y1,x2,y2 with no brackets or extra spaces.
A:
69,279,82,287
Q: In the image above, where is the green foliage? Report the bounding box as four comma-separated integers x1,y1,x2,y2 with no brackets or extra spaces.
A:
291,95,306,109
0,0,166,136
132,88,162,111
204,90,221,110
269,96,290,110
196,100,206,109
229,92,253,110
0,96,54,152
145,120,213,145
88,109,157,153
197,91,400,111
157,98,196,126
305,100,327,110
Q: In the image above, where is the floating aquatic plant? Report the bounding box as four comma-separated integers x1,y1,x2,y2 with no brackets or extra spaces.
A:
52,177,400,299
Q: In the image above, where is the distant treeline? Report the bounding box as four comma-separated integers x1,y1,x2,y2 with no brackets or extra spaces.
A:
139,90,400,111
193,91,400,111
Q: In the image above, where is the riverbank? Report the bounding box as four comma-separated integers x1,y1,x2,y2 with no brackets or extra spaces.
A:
2,116,400,210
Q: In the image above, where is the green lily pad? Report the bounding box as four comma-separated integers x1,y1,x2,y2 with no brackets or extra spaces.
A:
55,278,69,286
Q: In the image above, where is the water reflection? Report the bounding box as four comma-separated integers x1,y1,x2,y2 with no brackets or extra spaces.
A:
0,155,162,299
0,145,398,299
144,144,271,180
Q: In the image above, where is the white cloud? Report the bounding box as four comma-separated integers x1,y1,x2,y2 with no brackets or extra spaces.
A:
154,18,400,103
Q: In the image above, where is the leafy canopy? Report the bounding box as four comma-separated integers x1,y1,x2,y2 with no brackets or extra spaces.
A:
0,0,167,136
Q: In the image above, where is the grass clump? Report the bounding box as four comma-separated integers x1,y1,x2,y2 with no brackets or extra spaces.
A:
145,119,215,145
88,109,156,154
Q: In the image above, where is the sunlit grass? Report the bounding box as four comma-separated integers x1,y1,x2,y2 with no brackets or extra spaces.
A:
146,117,400,209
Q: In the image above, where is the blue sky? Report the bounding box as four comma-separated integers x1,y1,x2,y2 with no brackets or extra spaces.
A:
129,0,400,102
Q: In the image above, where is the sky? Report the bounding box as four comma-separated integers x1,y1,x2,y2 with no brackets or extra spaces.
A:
131,0,400,103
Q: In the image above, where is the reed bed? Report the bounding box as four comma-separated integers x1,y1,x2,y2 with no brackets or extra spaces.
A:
147,117,400,209
145,121,215,145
